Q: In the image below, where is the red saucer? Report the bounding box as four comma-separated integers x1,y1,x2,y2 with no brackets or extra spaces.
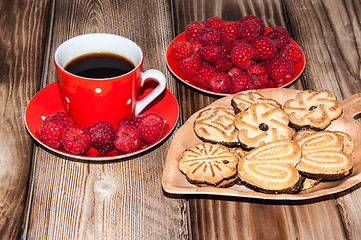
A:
25,81,179,161
166,23,306,96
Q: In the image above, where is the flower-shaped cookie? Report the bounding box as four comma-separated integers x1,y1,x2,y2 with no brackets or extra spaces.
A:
231,91,281,114
234,102,295,149
283,90,343,130
179,142,239,186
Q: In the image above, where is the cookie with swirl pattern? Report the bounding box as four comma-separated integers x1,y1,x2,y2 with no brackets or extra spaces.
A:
231,91,282,114
234,102,295,149
193,107,240,146
296,131,353,180
237,140,303,194
283,90,343,130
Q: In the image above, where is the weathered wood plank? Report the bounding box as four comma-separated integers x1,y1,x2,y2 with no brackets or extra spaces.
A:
285,1,361,239
22,0,188,239
0,0,51,239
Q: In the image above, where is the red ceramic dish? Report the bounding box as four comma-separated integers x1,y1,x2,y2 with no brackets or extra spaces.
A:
166,24,306,96
24,81,179,161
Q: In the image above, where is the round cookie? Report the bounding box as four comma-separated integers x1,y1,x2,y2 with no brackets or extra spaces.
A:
193,107,240,146
234,102,295,149
179,142,239,186
283,90,343,130
231,91,281,114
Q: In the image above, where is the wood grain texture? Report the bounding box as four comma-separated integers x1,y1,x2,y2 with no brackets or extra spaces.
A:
0,0,51,239
285,1,361,239
172,0,361,239
22,0,188,239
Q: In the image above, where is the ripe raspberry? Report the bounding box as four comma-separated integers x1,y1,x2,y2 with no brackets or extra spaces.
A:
209,72,232,93
225,38,249,52
39,119,67,149
114,125,141,153
219,42,231,55
239,15,266,35
62,125,91,154
188,40,203,54
88,121,115,154
278,44,303,64
205,16,225,32
231,72,255,92
171,41,193,61
246,63,270,89
220,22,240,43
265,27,290,50
131,114,145,128
251,36,277,61
185,21,205,41
268,57,294,84
230,44,256,69
213,54,233,72
199,45,220,63
227,66,244,77
197,63,219,88
179,54,203,77
197,28,221,46
44,112,74,126
239,21,262,41
137,113,165,143
117,118,134,128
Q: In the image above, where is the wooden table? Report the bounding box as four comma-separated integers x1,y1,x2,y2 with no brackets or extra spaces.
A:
1,0,361,239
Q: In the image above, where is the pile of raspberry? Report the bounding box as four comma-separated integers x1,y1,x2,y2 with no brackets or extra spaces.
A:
171,16,303,93
38,111,165,155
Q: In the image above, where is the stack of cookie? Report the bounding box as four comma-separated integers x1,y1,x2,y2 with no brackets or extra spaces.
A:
178,90,354,194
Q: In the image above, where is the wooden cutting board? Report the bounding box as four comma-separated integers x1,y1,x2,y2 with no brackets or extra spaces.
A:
162,88,361,200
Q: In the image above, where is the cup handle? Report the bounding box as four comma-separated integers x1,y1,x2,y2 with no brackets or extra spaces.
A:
134,69,166,115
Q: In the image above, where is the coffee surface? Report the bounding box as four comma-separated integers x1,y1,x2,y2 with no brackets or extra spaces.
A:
64,52,135,78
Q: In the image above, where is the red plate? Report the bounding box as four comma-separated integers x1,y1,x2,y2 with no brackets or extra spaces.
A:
166,23,306,96
25,81,179,161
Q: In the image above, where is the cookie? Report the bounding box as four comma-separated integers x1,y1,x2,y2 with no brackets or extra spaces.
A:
179,142,239,186
334,131,354,155
237,140,303,194
294,130,354,155
193,107,240,146
296,131,353,180
234,102,295,149
283,90,343,130
231,91,281,114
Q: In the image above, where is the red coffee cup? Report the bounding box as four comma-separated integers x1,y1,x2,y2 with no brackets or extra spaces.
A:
54,33,166,128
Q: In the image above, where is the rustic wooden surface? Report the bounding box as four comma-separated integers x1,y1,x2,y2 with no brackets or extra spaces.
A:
1,0,361,239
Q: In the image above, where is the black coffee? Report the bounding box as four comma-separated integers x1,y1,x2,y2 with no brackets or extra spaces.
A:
64,52,135,78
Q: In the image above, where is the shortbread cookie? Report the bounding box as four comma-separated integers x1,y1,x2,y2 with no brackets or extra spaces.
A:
292,129,316,142
194,107,240,146
296,131,343,153
238,140,303,194
334,131,354,155
296,131,353,180
231,92,281,114
234,102,295,149
294,130,353,155
179,142,239,186
283,90,343,130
